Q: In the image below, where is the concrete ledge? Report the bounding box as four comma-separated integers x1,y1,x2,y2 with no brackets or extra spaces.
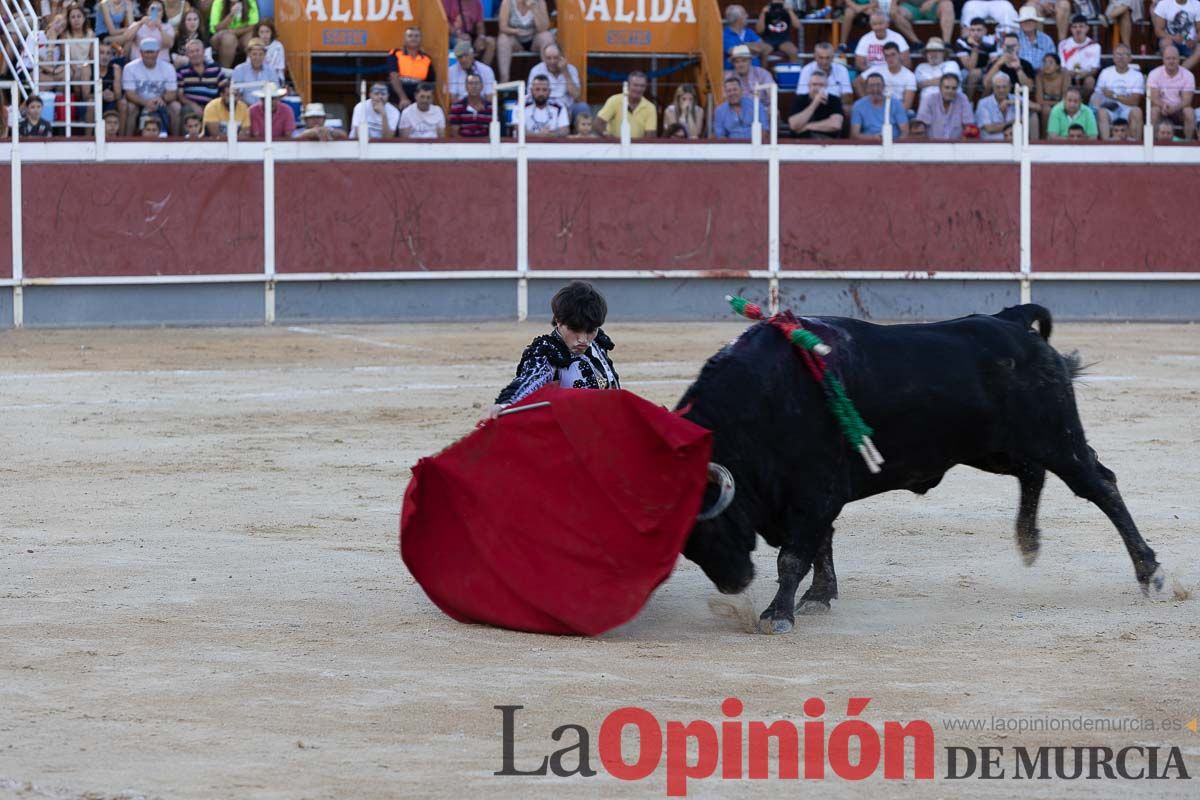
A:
20,283,264,328
275,280,516,322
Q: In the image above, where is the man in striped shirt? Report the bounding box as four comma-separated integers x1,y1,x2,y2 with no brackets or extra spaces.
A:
177,39,224,119
450,73,492,138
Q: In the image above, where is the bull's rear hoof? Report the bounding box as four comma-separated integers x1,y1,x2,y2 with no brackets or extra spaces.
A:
1141,565,1187,601
1018,544,1039,567
757,616,794,635
796,599,832,615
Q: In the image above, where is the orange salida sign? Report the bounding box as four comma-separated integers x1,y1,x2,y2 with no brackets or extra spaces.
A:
579,0,699,53
276,0,415,52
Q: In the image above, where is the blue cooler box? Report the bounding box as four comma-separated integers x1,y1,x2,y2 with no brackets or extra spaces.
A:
774,64,802,91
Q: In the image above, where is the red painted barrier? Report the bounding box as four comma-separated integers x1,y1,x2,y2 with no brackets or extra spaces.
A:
274,162,516,272
0,165,10,280
1033,165,1193,271
780,164,1020,271
21,164,264,278
528,162,769,271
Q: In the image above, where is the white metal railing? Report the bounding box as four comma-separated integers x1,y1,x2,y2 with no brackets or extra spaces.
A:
0,0,40,100
29,37,101,138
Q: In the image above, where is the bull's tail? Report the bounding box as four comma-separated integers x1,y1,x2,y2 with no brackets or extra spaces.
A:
994,304,1053,341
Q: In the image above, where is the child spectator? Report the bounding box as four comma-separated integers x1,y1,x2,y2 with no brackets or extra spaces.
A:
485,281,620,420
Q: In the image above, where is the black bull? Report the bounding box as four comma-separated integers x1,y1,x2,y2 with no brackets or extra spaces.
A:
678,304,1166,633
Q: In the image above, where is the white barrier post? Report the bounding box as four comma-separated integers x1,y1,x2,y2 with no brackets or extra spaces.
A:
6,81,23,327
768,81,780,313
882,92,894,152
516,80,528,321
751,83,762,146
357,80,369,157
93,39,105,160
262,82,277,324
489,84,501,149
1143,89,1153,156
620,81,631,150
1018,85,1032,304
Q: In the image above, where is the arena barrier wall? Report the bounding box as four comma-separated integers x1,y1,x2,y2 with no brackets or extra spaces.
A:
2,136,1199,327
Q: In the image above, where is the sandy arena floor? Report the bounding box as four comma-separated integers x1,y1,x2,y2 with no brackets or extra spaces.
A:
0,320,1198,800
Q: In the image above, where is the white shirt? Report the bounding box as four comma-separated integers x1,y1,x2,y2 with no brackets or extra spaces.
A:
399,103,446,138
1092,65,1146,109
265,40,286,84
1153,0,1200,42
122,57,177,100
350,99,400,139
523,98,569,134
914,60,962,101
854,30,909,68
863,64,918,102
797,61,853,97
527,62,582,104
1057,37,1101,73
448,60,496,101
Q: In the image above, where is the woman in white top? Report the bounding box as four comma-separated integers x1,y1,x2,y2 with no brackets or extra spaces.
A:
255,20,287,86
125,0,176,61
496,0,554,83
662,84,704,139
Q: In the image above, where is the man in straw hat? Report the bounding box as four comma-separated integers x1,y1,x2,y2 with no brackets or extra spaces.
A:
296,103,347,141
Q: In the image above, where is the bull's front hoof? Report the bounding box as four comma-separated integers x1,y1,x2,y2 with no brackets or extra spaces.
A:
796,599,832,615
1017,541,1040,567
1141,565,1188,601
757,612,794,635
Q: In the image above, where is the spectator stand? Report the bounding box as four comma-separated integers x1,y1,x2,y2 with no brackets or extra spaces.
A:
276,0,450,114
557,0,726,123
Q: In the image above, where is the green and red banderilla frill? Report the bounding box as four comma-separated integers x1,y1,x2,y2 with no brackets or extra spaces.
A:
727,295,885,474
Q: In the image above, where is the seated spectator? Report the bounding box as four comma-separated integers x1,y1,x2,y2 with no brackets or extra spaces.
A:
103,109,121,139
1035,53,1069,134
1066,122,1087,139
787,70,846,138
96,40,127,135
757,0,801,63
122,38,180,136
18,95,53,137
906,117,929,137
203,79,250,139
295,103,347,141
1147,45,1196,140
248,85,295,140
726,44,775,105
449,40,496,103
125,0,176,63
1014,6,1057,71
892,0,955,52
851,72,909,139
840,0,880,53
570,111,598,138
96,0,137,46
959,0,1019,33
916,73,974,138
182,112,203,139
862,43,918,113
390,27,437,108
1046,85,1098,138
350,83,400,139
713,76,767,139
496,0,554,83
446,0,495,67
177,38,223,120
1029,0,1072,43
399,82,446,138
1155,117,1184,141
799,43,854,107
210,0,260,69
594,71,657,138
255,21,287,86
1108,118,1132,140
1091,44,1144,140
985,31,1036,93
915,38,961,102
141,115,163,138
976,72,1021,139
527,44,586,118
855,13,911,77
450,73,492,139
231,38,275,106
724,4,770,67
171,8,206,70
663,84,704,139
1058,14,1101,99
524,74,568,136
1106,0,1145,48
956,17,997,97
1152,0,1200,71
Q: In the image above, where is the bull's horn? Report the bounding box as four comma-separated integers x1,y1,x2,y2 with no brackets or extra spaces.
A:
697,463,736,521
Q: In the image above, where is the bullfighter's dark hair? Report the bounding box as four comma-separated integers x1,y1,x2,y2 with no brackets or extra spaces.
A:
551,281,607,332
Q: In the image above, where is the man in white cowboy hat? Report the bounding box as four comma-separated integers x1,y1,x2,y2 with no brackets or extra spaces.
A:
1014,5,1058,70
248,84,296,140
295,102,347,141
724,44,776,105
914,38,962,101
